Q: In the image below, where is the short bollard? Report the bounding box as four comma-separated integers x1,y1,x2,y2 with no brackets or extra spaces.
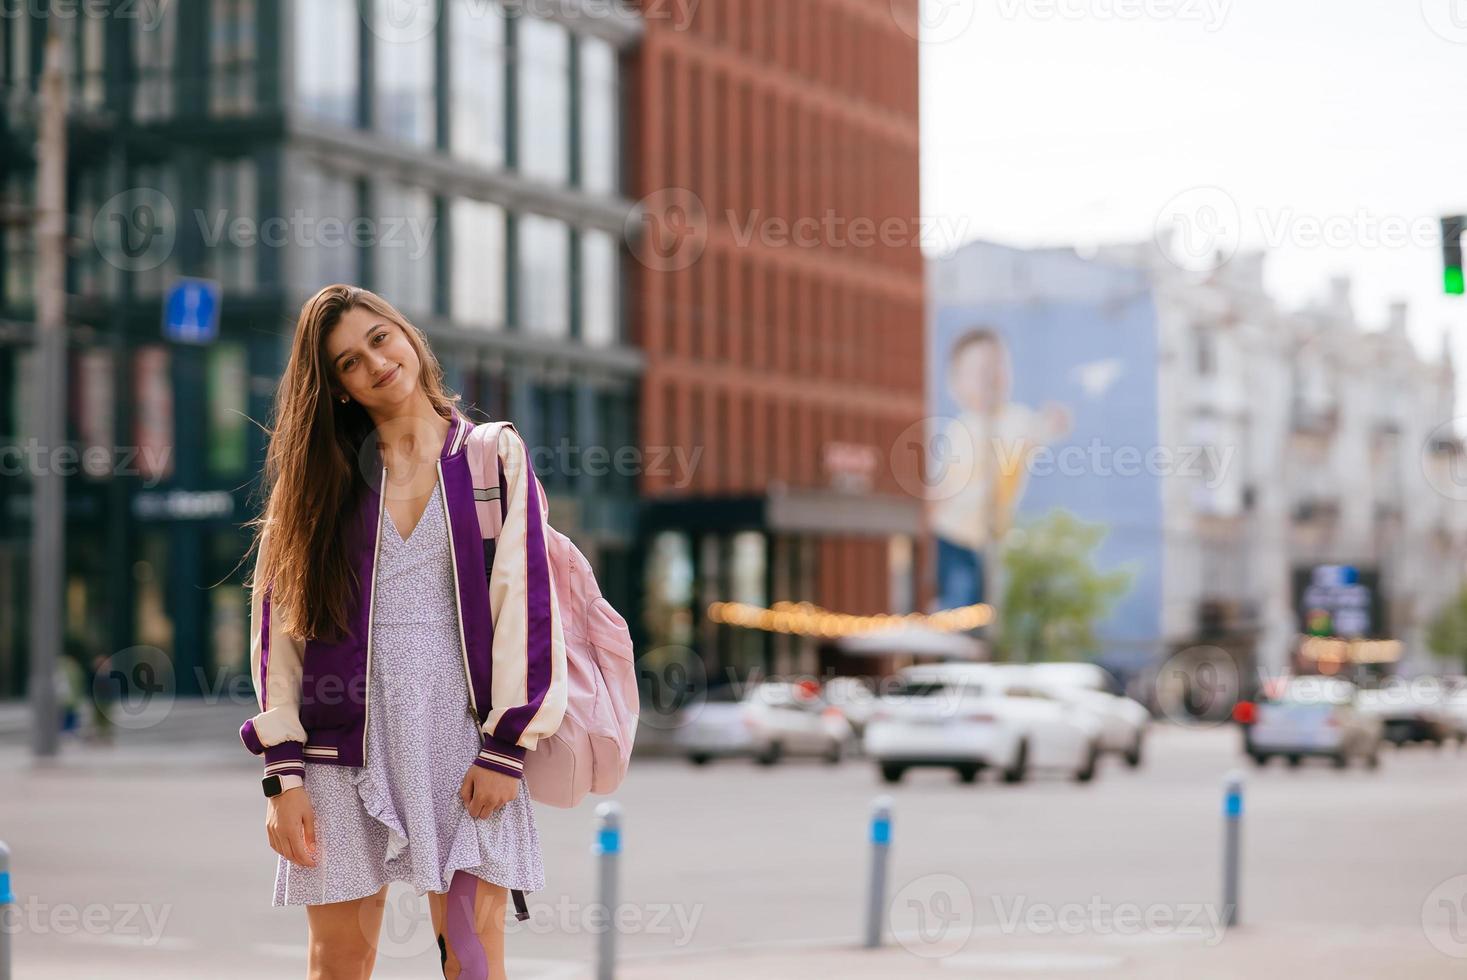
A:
593,802,622,980
864,796,893,949
1222,771,1243,928
0,839,12,980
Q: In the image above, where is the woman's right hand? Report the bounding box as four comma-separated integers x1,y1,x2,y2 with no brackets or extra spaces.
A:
266,787,319,867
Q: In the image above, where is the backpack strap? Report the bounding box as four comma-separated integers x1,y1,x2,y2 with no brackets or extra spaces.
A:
466,420,516,541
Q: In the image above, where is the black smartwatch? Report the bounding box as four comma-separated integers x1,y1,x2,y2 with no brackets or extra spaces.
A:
264,774,300,798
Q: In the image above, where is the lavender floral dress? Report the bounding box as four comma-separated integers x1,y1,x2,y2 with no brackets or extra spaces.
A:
273,481,546,906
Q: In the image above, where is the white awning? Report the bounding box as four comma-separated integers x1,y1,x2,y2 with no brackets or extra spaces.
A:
836,625,986,659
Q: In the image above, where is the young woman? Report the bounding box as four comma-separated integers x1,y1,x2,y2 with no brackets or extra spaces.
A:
239,284,567,980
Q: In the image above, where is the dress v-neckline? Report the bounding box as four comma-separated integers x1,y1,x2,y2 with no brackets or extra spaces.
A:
384,481,439,547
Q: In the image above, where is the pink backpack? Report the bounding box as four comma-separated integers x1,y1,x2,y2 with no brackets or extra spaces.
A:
466,421,639,808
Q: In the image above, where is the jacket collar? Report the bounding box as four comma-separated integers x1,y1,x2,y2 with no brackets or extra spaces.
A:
442,408,472,459
360,407,470,471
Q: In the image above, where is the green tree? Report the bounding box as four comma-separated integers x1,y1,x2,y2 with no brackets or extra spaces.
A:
1426,587,1467,667
995,509,1134,663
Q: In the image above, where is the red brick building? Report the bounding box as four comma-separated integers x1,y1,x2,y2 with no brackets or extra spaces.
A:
628,0,928,682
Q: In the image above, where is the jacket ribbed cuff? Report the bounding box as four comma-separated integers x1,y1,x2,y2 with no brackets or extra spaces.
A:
473,731,527,779
239,718,266,755
262,740,306,780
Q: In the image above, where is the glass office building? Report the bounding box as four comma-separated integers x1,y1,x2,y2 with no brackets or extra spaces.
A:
0,1,643,697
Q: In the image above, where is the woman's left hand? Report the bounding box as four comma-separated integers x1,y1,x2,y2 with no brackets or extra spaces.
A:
460,765,518,819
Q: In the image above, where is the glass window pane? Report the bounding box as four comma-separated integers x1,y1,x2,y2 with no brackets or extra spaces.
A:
133,5,178,120
731,531,767,606
6,16,30,117
374,0,436,146
3,172,35,307
579,36,618,195
517,214,569,337
13,348,37,457
211,580,248,675
76,11,106,110
76,349,115,479
516,17,570,184
134,533,174,654
128,165,181,297
451,198,507,329
133,345,175,485
205,158,258,292
580,229,619,347
290,157,359,293
207,345,248,476
73,167,117,300
210,0,257,116
373,180,435,316
450,0,505,168
646,530,695,649
295,0,358,125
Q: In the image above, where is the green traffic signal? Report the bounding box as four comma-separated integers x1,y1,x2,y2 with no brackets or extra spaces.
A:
1448,266,1465,296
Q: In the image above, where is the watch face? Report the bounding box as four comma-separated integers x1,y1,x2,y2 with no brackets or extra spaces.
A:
262,775,283,798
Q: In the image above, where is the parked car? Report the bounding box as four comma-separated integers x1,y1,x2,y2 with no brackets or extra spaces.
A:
1024,663,1150,767
823,675,881,738
862,664,1104,784
1438,678,1467,746
1355,683,1450,747
677,680,854,766
1236,676,1383,769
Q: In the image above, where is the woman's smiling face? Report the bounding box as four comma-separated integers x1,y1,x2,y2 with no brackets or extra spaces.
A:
325,308,423,411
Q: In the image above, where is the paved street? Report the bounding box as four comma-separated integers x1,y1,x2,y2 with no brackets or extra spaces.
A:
3,715,1466,978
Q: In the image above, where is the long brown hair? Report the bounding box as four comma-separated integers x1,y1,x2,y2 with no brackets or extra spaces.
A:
248,284,459,642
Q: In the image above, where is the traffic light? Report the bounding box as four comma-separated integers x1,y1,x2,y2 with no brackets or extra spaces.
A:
1444,215,1465,295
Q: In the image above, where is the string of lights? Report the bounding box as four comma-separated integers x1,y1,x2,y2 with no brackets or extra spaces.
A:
706,598,992,638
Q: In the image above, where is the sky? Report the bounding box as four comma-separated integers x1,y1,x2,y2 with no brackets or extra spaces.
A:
919,0,1467,368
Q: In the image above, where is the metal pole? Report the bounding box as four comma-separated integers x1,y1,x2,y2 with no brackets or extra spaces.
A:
0,839,13,980
1222,770,1243,928
31,10,71,761
864,795,893,948
593,801,622,980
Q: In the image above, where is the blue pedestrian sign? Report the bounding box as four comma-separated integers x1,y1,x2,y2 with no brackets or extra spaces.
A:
163,277,221,344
